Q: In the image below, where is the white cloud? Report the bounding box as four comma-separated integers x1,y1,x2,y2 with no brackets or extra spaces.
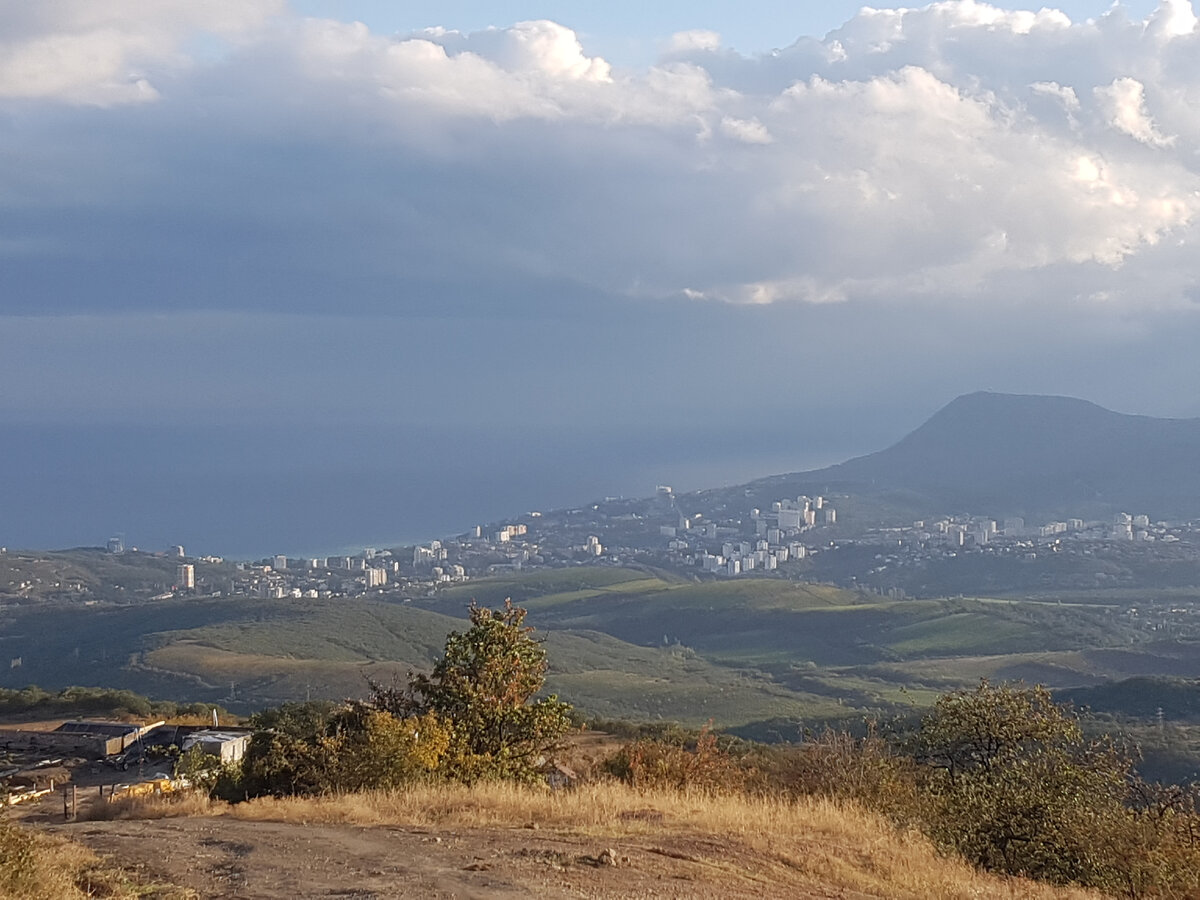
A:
1146,0,1198,38
1030,80,1080,111
2,1,1200,317
665,29,722,54
0,0,282,104
1095,76,1176,147
720,115,772,144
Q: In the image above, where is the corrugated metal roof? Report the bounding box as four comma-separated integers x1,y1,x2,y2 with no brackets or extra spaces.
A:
55,721,140,737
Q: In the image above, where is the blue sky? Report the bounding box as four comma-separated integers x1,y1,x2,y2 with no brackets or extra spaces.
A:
2,0,1200,555
291,1,1164,62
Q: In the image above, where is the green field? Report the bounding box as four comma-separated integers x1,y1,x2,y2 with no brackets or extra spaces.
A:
0,566,1184,730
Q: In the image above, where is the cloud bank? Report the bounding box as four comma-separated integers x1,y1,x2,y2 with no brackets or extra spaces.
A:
0,0,1197,317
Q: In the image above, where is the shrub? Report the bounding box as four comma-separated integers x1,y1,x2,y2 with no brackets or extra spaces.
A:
758,728,921,822
318,707,450,792
238,601,572,795
603,724,748,794
912,681,1200,895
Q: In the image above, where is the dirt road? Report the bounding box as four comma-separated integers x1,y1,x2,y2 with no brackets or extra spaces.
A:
44,815,841,899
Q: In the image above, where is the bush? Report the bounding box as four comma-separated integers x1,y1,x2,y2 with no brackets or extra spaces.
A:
758,728,921,822
238,601,572,795
603,724,748,794
912,681,1200,895
318,707,450,792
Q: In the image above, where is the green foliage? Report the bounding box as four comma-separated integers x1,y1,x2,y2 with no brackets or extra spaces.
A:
912,681,1200,895
239,602,572,794
175,745,241,799
372,600,573,783
914,680,1085,783
239,701,339,797
237,700,450,799
0,684,230,722
317,706,450,792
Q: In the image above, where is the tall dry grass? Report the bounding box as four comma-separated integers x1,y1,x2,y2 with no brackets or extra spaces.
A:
105,780,1100,899
0,823,194,900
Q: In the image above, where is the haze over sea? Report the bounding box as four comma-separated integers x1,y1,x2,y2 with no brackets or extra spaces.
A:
4,421,862,559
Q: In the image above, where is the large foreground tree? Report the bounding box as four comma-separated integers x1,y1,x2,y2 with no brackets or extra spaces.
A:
370,599,573,783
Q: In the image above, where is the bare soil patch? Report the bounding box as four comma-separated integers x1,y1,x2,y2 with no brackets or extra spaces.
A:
47,815,861,899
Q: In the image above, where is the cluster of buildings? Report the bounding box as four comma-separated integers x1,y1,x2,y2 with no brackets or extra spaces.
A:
695,539,808,575
899,512,1172,549
687,496,831,575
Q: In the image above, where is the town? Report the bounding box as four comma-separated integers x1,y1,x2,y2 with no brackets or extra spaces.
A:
21,486,1194,611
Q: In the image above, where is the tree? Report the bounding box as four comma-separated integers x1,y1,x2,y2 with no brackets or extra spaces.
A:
914,681,1133,886
371,599,573,783
320,706,449,791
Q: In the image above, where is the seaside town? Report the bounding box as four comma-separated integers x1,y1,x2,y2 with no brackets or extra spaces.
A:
16,484,1192,609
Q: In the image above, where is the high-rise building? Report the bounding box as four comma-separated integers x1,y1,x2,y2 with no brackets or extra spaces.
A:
177,564,195,590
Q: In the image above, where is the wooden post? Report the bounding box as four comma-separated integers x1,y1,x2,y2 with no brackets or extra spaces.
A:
62,787,69,821
70,784,77,820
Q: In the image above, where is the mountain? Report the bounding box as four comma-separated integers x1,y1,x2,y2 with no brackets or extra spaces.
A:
744,392,1200,521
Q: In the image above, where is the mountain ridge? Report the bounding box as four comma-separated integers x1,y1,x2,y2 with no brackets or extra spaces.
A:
737,391,1200,522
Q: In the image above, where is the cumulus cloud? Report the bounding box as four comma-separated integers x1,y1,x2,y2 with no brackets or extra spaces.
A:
0,0,283,104
719,115,772,144
2,0,1200,318
1095,76,1176,146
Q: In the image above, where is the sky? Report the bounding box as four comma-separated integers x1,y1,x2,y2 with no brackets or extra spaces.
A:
3,0,1200,556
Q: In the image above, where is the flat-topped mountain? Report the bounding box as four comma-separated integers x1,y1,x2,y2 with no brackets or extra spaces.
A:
743,392,1200,521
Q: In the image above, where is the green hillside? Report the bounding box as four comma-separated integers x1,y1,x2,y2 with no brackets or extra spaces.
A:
0,567,1174,730
422,573,1136,667
0,593,843,727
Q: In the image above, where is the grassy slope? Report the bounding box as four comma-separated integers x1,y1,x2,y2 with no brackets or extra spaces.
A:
428,572,1135,669
0,566,1174,726
0,593,835,727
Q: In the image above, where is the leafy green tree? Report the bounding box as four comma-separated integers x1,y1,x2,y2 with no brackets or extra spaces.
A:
239,701,338,797
371,600,573,782
320,706,449,791
238,603,570,795
914,681,1142,888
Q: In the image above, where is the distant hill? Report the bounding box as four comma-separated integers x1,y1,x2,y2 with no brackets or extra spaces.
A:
741,392,1200,522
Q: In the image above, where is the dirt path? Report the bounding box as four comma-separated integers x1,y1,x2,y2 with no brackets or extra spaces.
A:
42,815,863,899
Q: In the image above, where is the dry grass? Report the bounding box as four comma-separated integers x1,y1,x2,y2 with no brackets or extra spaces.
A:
82,790,216,821
0,824,194,900
106,781,1100,899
